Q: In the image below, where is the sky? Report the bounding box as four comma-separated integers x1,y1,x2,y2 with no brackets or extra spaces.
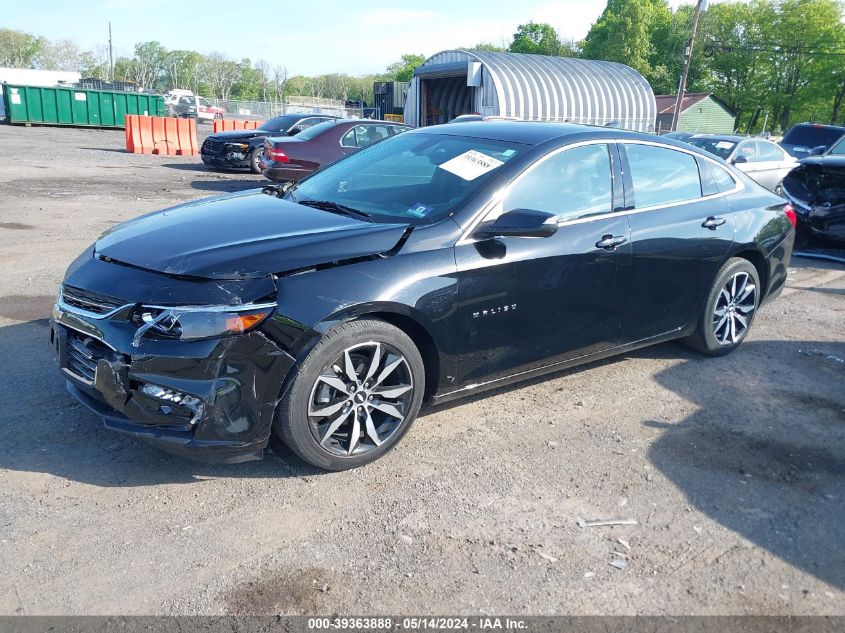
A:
7,0,716,76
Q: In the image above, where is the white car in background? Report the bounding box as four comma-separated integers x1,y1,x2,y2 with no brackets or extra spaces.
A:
164,90,225,123
685,134,798,193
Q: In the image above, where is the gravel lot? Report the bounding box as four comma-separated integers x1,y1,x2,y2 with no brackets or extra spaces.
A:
0,123,843,616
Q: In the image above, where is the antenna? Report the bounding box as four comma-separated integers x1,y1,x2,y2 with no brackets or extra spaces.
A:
108,22,114,82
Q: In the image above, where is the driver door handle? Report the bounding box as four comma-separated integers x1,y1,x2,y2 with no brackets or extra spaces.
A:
595,234,627,250
702,216,726,230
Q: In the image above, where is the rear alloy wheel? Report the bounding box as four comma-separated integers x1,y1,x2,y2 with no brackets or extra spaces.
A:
214,112,223,121
249,147,264,174
685,257,760,356
275,319,425,470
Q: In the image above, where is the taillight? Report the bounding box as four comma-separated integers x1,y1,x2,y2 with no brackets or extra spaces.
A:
265,146,290,163
784,203,797,228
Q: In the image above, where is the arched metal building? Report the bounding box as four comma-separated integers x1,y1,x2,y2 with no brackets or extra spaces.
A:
404,50,657,132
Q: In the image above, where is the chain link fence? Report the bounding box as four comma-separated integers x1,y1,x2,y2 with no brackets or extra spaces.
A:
207,98,363,120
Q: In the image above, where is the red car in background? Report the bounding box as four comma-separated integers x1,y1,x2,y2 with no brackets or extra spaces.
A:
261,119,411,182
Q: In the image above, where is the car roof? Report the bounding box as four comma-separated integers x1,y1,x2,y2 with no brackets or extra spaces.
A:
411,121,665,146
331,118,410,126
690,134,748,143
790,122,845,131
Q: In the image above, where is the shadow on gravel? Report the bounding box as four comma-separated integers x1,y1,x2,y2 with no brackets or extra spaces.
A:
160,162,215,172
0,319,321,487
190,179,266,193
647,339,845,589
79,147,129,154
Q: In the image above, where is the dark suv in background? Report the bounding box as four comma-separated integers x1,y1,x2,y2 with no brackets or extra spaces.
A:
780,123,845,158
200,114,338,173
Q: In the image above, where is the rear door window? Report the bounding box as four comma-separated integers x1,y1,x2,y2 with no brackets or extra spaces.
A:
756,141,786,162
358,125,391,148
624,144,702,208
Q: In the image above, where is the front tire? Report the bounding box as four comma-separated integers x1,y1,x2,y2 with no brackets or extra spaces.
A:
684,257,761,356
275,318,425,470
248,147,263,174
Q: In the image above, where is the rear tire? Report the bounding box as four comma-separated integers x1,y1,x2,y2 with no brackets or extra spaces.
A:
275,318,425,471
684,257,761,356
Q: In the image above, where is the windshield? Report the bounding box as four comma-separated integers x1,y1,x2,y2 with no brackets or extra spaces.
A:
827,136,845,156
287,132,525,225
259,115,302,133
687,137,737,160
294,120,339,140
782,125,845,149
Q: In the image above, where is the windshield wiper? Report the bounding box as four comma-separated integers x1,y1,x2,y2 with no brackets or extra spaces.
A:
297,199,373,222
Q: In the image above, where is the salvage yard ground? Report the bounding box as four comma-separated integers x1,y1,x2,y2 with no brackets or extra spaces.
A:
0,123,843,615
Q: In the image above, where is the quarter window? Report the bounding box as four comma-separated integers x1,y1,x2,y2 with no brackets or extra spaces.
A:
709,162,737,193
625,144,702,208
340,127,358,147
503,144,613,222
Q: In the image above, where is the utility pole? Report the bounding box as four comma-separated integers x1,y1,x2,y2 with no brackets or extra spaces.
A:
108,22,114,82
671,0,708,131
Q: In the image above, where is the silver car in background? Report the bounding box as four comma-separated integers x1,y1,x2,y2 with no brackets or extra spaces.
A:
686,134,797,192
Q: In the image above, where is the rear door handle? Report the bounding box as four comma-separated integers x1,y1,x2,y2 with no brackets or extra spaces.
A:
702,216,727,230
595,234,627,250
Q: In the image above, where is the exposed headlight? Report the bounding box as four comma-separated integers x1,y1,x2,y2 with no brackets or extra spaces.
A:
131,303,274,347
224,142,250,150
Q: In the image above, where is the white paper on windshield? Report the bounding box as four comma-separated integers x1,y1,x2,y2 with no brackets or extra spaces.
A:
439,150,504,181
716,141,734,150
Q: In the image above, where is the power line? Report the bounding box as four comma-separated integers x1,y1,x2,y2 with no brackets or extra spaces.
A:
703,43,845,57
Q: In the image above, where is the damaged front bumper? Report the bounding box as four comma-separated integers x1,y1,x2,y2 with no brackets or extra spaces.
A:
200,142,252,169
50,295,296,463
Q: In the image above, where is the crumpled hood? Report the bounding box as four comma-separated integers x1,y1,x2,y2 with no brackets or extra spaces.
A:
206,129,267,142
95,190,408,280
783,159,845,208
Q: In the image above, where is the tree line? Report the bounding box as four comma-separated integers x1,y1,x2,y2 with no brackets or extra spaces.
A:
2,0,843,131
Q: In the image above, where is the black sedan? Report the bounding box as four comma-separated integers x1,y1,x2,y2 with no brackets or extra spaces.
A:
51,122,794,470
200,114,337,173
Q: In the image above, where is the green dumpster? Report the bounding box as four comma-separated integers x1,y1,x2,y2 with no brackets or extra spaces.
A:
2,84,165,128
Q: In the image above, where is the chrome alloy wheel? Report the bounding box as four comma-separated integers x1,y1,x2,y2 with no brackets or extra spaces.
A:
713,271,757,345
307,342,414,457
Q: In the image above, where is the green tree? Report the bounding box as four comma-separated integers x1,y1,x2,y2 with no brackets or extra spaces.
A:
122,41,168,90
509,22,573,56
164,49,204,92
0,28,46,68
768,0,844,129
582,0,673,90
695,0,775,131
382,54,425,82
470,41,508,52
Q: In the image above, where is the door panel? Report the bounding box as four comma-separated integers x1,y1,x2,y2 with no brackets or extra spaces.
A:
619,143,736,342
454,141,628,386
455,218,629,384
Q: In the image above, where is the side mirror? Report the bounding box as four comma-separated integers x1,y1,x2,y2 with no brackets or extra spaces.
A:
808,145,826,156
474,209,558,239
732,155,748,164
